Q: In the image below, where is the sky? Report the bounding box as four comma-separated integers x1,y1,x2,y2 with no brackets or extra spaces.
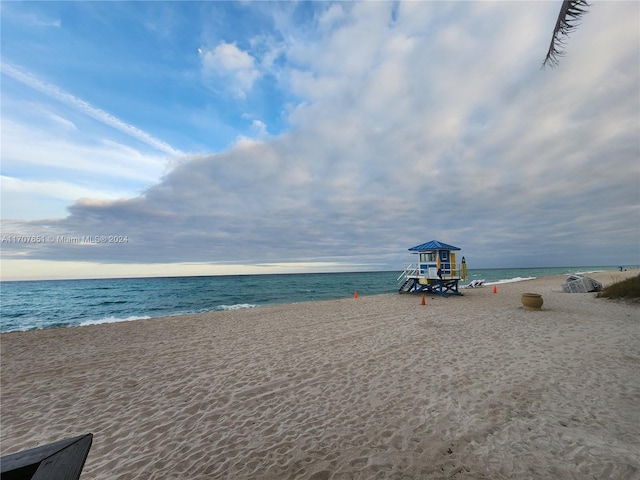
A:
1,1,639,281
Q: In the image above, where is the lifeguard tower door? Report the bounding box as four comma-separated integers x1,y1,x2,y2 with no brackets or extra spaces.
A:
419,252,438,278
439,250,451,276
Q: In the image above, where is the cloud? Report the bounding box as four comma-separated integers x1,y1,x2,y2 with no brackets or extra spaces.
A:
0,259,368,281
1,62,185,157
2,1,639,272
0,115,172,218
0,3,61,28
199,42,260,99
318,3,346,31
1,118,169,182
0,175,136,221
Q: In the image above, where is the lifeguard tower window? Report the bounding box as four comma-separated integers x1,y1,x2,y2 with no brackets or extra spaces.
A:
420,253,437,262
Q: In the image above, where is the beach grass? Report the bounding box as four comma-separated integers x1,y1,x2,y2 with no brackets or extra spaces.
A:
597,274,640,301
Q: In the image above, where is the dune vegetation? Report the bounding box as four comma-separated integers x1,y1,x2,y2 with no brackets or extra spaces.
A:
597,275,640,301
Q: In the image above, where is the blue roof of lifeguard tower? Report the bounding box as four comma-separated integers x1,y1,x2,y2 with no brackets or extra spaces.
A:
408,240,461,252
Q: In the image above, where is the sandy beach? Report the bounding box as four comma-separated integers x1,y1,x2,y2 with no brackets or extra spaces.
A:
1,270,639,479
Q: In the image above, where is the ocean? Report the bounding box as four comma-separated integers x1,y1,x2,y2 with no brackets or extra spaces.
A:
0,266,614,333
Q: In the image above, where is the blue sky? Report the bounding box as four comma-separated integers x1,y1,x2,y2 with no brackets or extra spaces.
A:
1,1,639,280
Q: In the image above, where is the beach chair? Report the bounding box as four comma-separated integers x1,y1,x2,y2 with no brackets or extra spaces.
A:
0,433,93,480
465,279,485,288
561,275,602,293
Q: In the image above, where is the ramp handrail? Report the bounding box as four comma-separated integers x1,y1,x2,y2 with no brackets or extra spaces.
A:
397,264,418,283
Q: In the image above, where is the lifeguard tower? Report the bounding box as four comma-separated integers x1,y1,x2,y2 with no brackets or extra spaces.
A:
397,240,467,296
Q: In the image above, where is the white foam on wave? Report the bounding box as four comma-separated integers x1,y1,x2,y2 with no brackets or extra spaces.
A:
78,305,256,327
216,303,257,311
485,276,537,286
2,323,39,333
80,315,151,327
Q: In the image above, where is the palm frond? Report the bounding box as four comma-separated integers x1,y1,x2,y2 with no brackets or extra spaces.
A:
542,0,590,68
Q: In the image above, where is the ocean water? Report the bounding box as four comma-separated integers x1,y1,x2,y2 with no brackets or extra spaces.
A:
0,266,614,333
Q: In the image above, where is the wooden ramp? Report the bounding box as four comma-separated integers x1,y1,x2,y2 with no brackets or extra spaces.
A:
0,433,93,480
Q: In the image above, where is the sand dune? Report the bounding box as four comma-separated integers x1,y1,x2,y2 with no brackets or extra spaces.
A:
1,270,639,479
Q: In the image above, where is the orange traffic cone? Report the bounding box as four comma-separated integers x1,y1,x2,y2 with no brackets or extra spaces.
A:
493,285,497,294
354,291,359,299
421,294,426,305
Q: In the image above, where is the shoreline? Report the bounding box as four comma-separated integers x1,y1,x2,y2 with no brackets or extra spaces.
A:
1,270,639,479
1,267,633,334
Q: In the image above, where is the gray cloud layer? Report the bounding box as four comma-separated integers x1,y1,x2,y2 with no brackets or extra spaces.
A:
3,2,639,269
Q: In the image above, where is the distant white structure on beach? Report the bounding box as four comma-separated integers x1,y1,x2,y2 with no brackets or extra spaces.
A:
464,279,485,288
561,275,603,293
398,240,467,296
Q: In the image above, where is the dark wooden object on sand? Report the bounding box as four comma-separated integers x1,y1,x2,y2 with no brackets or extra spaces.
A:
0,433,92,480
